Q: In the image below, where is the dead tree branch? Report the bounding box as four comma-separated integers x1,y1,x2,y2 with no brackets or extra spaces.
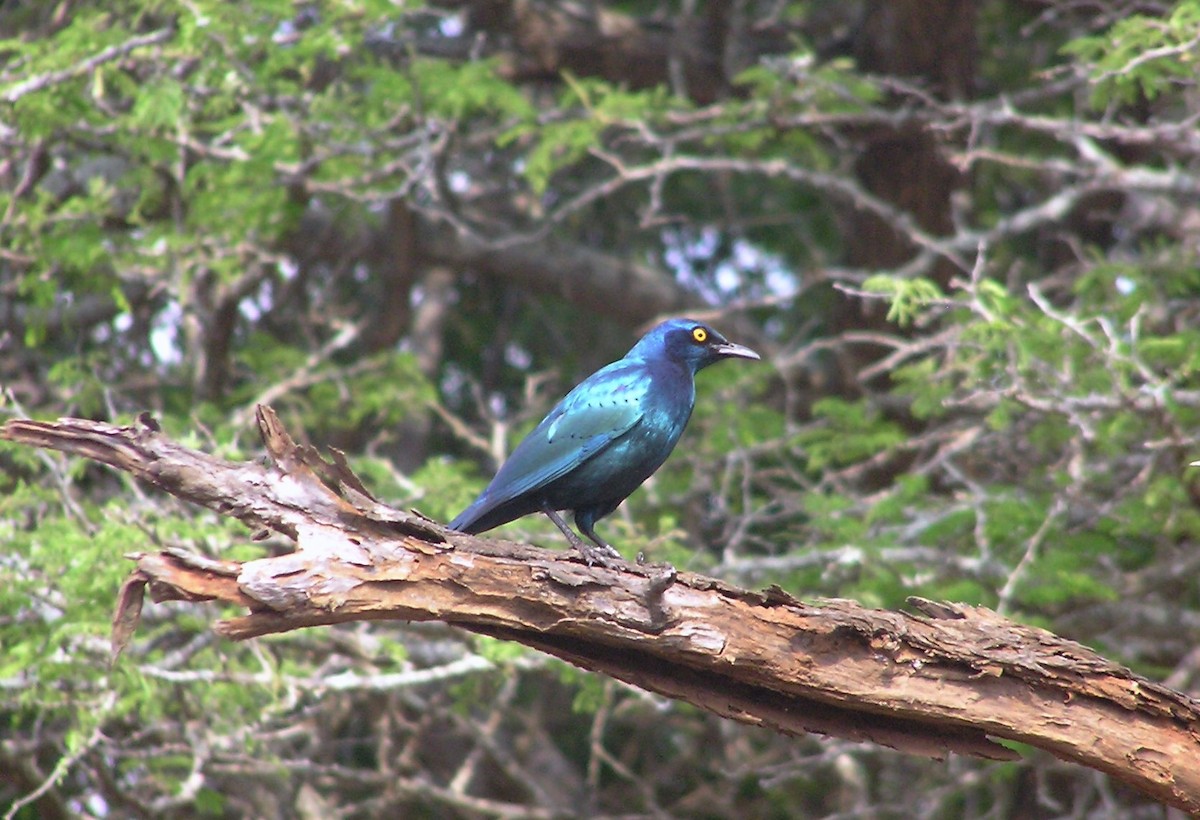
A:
4,409,1199,812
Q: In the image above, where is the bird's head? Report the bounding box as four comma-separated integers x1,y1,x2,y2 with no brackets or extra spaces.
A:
632,319,761,372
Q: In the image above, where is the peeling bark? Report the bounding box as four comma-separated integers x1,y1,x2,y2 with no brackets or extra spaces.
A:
4,409,1199,813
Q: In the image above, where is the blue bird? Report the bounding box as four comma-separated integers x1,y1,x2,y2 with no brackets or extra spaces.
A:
449,319,760,564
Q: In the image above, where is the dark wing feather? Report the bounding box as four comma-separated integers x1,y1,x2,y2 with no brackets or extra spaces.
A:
449,361,649,531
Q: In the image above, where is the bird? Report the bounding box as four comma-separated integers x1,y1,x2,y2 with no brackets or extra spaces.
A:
449,318,760,564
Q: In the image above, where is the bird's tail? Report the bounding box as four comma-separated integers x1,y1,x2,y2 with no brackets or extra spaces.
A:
448,498,491,534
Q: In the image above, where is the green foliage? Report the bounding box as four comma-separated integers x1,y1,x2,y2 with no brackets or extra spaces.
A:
472,635,528,666
1015,548,1121,610
862,275,945,326
865,474,930,526
795,398,906,471
778,249,1200,622
800,489,867,543
1064,0,1200,107
891,357,953,420
506,76,679,195
518,115,605,196
410,57,535,122
734,52,882,112
694,365,782,452
131,77,186,129
563,667,608,714
408,456,486,524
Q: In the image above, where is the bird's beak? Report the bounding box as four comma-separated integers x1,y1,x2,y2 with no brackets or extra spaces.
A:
712,341,761,361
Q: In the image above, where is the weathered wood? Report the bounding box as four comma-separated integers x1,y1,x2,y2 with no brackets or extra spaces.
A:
5,409,1199,813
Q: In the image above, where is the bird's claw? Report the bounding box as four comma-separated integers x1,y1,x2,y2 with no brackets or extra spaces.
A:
576,541,623,567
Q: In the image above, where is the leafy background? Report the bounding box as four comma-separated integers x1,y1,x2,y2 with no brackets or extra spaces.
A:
3,1,1200,816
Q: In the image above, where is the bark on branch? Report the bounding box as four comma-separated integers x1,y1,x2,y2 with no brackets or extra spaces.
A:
4,410,1199,812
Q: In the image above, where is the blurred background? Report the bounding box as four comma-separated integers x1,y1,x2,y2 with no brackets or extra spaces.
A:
3,1,1200,816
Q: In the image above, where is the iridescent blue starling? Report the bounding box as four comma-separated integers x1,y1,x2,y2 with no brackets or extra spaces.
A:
449,319,760,563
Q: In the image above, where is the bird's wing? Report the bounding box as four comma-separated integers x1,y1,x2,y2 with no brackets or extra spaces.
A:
466,361,650,511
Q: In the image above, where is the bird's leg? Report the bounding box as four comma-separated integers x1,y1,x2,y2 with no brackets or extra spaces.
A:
541,506,620,566
541,506,585,548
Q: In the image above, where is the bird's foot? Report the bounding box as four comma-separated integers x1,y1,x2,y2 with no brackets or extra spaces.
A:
575,540,623,568
541,506,625,567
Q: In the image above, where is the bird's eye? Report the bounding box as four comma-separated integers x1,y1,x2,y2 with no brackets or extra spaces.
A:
691,327,708,343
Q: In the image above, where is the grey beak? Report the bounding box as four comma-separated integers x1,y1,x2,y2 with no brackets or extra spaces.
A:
713,341,761,361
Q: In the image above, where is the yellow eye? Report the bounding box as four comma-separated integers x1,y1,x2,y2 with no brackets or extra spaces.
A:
691,327,708,343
